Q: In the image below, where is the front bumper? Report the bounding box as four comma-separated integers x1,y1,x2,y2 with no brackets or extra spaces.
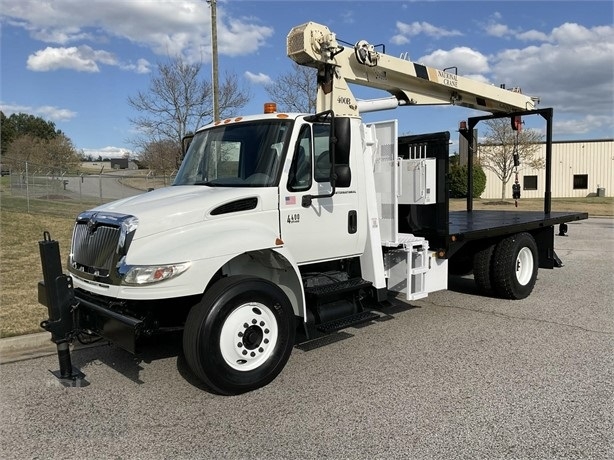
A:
38,281,143,354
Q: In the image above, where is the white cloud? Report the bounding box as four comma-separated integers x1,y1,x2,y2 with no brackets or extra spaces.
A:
217,18,274,58
121,59,152,74
414,21,613,137
491,23,614,118
27,45,116,72
0,102,76,121
555,114,613,137
391,34,410,46
26,45,151,74
82,146,133,159
485,23,513,38
36,105,78,121
395,20,462,39
244,71,272,85
2,0,274,66
418,47,490,76
30,27,93,44
341,11,355,25
517,30,550,42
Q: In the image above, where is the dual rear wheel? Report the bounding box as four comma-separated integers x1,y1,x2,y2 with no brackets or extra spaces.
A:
473,232,538,300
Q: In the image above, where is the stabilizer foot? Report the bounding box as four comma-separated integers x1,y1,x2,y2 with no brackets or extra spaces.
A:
50,341,89,387
49,368,89,387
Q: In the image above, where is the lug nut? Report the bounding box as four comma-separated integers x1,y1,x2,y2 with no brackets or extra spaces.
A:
260,321,265,326
264,329,269,334
238,332,243,337
264,339,269,344
250,352,256,357
243,323,248,328
242,350,247,355
258,347,264,353
237,342,243,348
252,319,257,324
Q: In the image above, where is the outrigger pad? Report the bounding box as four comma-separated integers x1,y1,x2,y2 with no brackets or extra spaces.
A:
49,368,89,388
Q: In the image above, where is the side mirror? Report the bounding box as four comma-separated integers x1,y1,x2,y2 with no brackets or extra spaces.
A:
182,135,194,155
332,117,351,164
334,165,351,188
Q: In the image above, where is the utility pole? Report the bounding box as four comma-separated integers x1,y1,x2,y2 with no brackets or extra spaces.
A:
207,0,220,121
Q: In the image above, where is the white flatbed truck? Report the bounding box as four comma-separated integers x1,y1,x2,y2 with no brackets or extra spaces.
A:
38,22,587,394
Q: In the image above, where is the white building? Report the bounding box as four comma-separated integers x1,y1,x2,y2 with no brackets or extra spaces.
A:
479,139,613,199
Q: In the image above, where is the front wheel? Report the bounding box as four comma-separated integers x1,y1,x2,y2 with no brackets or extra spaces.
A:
183,275,295,395
492,233,538,300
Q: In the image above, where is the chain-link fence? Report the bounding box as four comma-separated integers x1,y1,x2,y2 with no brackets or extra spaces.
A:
0,161,176,215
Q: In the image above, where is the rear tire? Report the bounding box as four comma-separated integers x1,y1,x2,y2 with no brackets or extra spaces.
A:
492,233,538,300
473,243,495,294
183,275,295,395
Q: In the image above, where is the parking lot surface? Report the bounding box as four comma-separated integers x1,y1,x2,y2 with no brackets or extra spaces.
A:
1,218,612,459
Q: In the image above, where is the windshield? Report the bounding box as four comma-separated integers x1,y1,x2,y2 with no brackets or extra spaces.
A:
174,120,292,187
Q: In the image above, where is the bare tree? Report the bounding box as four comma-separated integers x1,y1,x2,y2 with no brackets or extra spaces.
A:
45,135,81,173
140,139,181,176
128,57,251,166
5,134,80,173
479,118,545,200
265,62,317,113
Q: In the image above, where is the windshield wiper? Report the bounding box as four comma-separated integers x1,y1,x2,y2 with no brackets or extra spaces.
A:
194,180,217,186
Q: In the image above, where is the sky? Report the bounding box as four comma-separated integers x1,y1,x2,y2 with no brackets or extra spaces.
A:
1,0,613,158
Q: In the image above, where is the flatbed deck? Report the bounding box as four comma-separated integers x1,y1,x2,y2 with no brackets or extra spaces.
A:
449,210,588,240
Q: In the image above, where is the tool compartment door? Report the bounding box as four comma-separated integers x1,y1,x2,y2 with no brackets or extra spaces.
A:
369,120,399,246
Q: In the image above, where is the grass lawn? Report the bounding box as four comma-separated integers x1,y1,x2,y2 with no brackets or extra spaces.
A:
1,206,76,337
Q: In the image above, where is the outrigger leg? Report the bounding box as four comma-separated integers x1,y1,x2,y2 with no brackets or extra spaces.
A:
38,232,88,387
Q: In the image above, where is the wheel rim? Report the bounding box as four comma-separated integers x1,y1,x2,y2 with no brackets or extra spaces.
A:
515,247,534,286
219,302,279,371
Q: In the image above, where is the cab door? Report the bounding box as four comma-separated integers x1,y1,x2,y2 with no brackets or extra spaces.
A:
280,122,361,264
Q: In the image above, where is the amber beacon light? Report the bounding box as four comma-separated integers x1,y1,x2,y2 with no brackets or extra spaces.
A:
264,102,277,113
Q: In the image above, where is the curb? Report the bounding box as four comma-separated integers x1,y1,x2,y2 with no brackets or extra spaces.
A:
0,332,56,364
0,332,105,364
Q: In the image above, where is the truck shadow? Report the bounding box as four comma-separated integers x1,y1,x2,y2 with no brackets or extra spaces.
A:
67,297,423,393
447,275,479,295
70,332,184,386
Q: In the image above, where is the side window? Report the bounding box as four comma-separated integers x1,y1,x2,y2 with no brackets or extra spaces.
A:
314,124,331,182
287,125,312,192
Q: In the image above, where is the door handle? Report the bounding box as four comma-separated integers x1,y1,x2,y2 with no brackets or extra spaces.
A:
348,210,357,234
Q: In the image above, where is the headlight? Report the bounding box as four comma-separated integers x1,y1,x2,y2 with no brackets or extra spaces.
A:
122,262,190,285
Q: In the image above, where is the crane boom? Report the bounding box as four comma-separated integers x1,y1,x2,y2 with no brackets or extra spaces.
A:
287,22,538,117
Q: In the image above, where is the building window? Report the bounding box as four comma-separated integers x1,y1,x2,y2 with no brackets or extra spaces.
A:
523,175,538,190
573,174,588,190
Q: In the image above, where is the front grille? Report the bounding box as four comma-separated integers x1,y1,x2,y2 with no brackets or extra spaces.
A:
71,223,120,277
70,211,137,282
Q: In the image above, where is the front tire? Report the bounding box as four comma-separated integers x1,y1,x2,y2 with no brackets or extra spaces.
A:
183,275,295,395
492,233,538,300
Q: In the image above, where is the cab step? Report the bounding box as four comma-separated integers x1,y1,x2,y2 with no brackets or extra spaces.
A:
304,277,372,298
316,310,381,333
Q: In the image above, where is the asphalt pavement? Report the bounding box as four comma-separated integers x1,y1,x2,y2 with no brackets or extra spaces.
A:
1,218,612,459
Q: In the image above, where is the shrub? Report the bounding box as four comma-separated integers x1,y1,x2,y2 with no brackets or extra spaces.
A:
449,163,486,198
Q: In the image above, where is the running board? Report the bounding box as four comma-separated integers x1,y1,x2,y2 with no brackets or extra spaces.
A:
316,311,380,333
304,277,372,299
